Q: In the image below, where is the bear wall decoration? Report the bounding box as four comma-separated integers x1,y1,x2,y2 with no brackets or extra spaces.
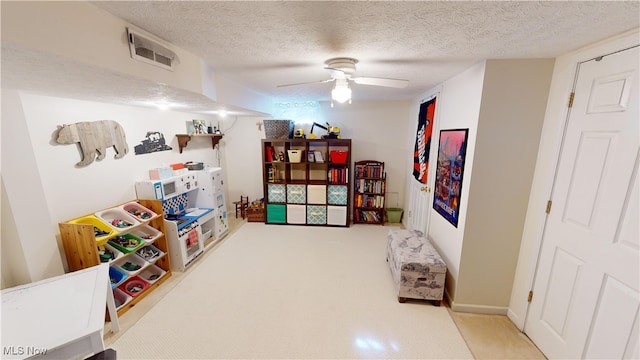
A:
56,120,128,167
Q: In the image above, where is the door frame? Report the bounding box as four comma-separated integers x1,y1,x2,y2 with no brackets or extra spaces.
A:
507,29,640,331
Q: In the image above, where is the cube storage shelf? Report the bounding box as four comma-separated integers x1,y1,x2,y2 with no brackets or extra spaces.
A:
59,199,171,318
262,139,352,227
353,160,386,225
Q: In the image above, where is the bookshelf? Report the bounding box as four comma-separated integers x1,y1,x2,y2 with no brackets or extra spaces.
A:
262,139,351,227
353,160,386,224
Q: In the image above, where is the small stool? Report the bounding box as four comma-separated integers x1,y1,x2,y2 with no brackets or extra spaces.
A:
233,196,249,219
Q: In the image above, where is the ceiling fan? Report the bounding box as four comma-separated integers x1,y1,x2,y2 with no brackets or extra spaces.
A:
277,57,409,104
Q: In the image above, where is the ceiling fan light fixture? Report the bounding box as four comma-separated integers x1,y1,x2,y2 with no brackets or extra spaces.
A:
331,80,352,103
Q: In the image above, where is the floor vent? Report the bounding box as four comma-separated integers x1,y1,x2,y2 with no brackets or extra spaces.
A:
127,28,178,71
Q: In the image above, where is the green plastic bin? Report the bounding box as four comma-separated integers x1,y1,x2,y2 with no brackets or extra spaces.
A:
385,208,404,223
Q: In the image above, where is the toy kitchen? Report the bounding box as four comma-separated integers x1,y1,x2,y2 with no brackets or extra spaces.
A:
135,167,228,271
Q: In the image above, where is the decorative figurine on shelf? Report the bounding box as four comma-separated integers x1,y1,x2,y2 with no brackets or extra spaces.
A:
192,119,206,134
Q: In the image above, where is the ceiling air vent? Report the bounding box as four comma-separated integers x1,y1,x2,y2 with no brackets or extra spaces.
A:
127,28,179,71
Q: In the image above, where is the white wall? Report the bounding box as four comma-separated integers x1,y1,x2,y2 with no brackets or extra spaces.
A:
426,62,486,301
1,92,226,287
219,115,269,204
316,100,413,210
0,93,414,288
411,59,554,313
455,59,554,312
508,29,640,330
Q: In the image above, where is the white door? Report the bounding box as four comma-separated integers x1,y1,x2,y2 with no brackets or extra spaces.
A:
407,180,431,232
406,96,438,233
525,46,639,359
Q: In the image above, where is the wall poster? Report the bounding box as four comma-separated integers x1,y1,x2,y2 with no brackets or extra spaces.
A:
412,97,436,184
433,128,468,227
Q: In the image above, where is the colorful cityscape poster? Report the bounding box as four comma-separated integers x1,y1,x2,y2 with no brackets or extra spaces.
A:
433,128,468,227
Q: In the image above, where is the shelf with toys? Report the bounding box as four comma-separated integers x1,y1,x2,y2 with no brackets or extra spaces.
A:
59,199,171,317
261,138,351,227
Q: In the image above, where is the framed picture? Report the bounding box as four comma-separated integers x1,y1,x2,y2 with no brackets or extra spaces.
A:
307,152,315,162
433,128,469,227
192,119,206,134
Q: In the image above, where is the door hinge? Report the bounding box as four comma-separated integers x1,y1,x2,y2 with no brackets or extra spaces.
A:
545,200,552,214
528,291,533,303
568,92,575,108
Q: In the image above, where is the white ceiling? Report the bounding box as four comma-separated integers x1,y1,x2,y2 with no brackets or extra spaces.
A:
3,1,639,115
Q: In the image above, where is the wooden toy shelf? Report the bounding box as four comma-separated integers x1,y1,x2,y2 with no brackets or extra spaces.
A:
59,199,171,318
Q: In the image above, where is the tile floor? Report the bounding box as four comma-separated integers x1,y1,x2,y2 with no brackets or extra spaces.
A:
104,216,546,359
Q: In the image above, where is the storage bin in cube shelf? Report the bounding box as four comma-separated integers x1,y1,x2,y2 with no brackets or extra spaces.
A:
136,244,165,264
120,202,158,223
99,243,123,263
108,234,145,254
113,254,148,276
112,288,132,310
287,150,303,163
95,208,140,232
330,151,348,164
68,215,115,246
138,264,166,285
109,266,128,289
127,225,162,244
118,276,150,298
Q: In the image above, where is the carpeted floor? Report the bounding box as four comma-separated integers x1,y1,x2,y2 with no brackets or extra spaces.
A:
109,223,473,359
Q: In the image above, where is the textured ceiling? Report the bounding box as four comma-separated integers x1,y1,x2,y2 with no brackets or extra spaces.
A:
3,1,639,115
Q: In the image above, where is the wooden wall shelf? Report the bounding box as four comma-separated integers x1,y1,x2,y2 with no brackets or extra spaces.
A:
176,134,223,153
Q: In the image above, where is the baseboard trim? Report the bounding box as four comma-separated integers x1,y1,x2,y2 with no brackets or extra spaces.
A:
449,301,509,315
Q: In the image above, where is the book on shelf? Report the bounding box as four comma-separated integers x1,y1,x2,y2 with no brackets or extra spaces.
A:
355,163,385,178
265,146,273,162
314,150,324,163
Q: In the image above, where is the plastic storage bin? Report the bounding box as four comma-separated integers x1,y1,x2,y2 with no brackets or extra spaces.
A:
136,244,165,264
67,215,115,246
128,224,162,244
330,150,348,163
118,276,150,297
108,234,145,254
385,208,404,223
113,254,148,276
109,266,128,288
112,288,132,310
138,264,167,285
95,208,140,231
120,202,158,223
99,243,123,263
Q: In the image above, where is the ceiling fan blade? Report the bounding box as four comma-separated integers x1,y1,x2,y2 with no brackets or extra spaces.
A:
352,76,409,88
276,79,334,88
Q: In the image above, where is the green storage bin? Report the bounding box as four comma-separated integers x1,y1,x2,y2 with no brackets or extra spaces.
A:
266,204,286,223
385,208,404,223
108,234,145,254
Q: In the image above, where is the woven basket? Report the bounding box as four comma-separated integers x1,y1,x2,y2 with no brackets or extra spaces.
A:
246,207,265,222
263,120,294,139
